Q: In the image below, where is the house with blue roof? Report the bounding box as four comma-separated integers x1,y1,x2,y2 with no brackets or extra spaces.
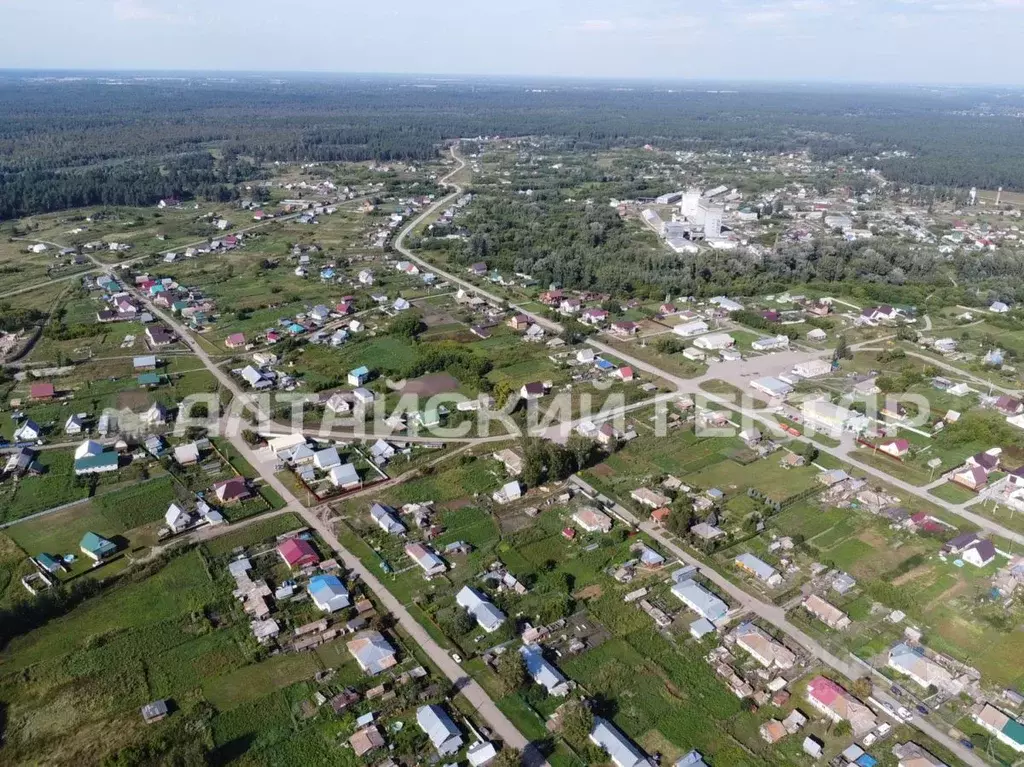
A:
348,366,370,386
308,574,351,613
80,532,117,561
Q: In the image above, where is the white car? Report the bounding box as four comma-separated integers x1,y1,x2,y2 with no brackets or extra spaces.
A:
451,653,462,664
876,723,892,737
898,706,913,721
863,733,877,747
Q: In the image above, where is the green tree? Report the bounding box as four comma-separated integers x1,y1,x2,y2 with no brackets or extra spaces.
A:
566,433,596,471
851,677,873,700
493,380,516,409
519,437,547,487
545,442,574,481
388,312,424,340
802,442,819,463
833,720,853,737
490,748,523,767
495,650,526,695
438,606,474,637
559,699,594,747
666,506,695,537
833,334,851,361
896,324,917,341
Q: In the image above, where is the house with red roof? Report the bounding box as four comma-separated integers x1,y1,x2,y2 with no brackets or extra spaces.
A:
650,507,671,526
225,333,246,349
278,538,320,569
877,438,910,459
29,382,55,401
805,676,876,735
615,366,635,382
909,512,954,534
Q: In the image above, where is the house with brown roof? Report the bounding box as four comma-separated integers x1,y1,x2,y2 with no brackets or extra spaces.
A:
950,465,988,492
212,476,252,504
29,382,55,401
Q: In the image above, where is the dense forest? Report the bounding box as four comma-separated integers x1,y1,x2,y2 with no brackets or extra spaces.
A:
416,188,1024,307
1,74,1024,218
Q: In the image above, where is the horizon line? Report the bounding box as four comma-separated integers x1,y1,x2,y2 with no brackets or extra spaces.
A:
0,67,1022,91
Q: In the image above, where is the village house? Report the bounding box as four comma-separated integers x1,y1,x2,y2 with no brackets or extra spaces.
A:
520,643,569,696
878,438,910,459
975,704,1024,753
507,313,530,331
347,630,398,675
731,621,796,670
405,542,446,576
802,594,851,630
887,642,963,695
278,537,320,569
735,553,782,587
610,321,640,338
417,705,464,757
455,586,506,633
572,506,613,534
630,487,672,509
212,476,252,504
804,676,877,736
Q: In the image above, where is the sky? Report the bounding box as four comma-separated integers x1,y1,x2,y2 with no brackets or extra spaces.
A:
1,0,1023,85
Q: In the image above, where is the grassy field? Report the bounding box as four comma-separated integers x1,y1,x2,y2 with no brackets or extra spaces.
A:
5,476,178,570
929,481,979,504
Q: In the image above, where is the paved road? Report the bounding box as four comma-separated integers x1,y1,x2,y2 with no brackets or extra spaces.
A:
117,179,545,766
639,521,863,680
398,148,993,766
48,147,991,765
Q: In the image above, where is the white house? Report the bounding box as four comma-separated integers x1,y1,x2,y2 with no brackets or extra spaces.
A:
492,481,523,504
455,586,506,632
792,359,833,379
328,463,361,490
13,420,41,442
164,503,192,534
673,320,710,338
693,333,735,351
64,414,86,435
752,335,789,352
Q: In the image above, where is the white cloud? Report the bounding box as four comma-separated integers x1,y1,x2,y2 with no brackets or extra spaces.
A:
112,0,175,22
574,19,615,31
737,9,787,24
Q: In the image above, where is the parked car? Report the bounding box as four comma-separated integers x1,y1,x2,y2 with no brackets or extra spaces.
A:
916,704,929,715
960,739,974,750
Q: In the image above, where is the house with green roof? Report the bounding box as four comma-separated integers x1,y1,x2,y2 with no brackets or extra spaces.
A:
137,372,162,388
36,553,65,574
74,452,120,476
80,532,117,561
976,703,1024,753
